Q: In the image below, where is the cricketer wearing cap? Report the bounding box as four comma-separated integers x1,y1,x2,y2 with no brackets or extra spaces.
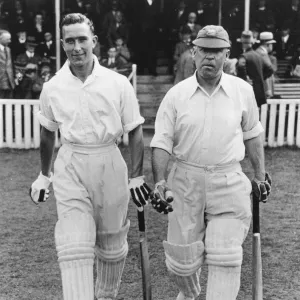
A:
29,13,151,300
150,25,271,300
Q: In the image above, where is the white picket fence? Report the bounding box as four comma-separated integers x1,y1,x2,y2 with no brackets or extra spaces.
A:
0,64,137,149
1,93,300,149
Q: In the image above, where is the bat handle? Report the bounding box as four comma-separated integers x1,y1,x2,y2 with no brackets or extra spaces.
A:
252,193,260,234
138,210,145,232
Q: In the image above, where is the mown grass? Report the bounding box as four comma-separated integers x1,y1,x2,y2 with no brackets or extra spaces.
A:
0,146,299,300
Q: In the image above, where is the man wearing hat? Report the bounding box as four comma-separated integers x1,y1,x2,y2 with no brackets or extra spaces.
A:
150,25,271,300
256,32,277,98
236,30,274,107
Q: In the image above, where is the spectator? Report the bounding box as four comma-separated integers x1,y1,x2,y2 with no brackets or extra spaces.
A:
72,0,86,14
28,12,47,44
204,0,218,25
250,0,276,32
102,0,119,36
11,27,27,59
173,26,192,72
256,32,277,98
174,47,195,84
9,0,28,35
0,29,15,99
236,30,273,107
115,36,131,63
180,12,202,40
279,0,299,30
275,24,295,59
100,46,128,71
223,58,238,76
194,1,206,27
15,36,42,75
107,10,129,48
288,41,300,78
0,0,10,31
37,31,56,69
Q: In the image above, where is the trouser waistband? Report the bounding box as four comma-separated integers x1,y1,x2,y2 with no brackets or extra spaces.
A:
175,159,241,173
61,142,117,154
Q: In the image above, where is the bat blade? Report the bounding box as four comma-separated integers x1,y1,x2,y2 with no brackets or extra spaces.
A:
138,210,152,300
140,237,152,300
252,233,263,300
252,193,263,300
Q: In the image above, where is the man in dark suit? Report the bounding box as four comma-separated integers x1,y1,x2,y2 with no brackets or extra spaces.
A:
37,31,56,70
275,25,295,59
0,29,15,99
236,31,274,108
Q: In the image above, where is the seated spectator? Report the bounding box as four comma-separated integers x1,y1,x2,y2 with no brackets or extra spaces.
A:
174,48,195,84
100,46,129,71
115,36,131,63
37,31,56,69
107,10,129,48
15,36,42,75
11,27,27,59
40,62,53,83
288,41,300,78
180,12,202,40
275,24,295,60
173,26,192,73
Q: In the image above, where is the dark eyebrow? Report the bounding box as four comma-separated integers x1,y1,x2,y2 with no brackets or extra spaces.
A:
64,36,88,42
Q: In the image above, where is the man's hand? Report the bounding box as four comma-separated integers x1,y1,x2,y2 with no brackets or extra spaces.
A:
251,172,272,203
129,176,152,211
29,172,53,205
150,180,174,214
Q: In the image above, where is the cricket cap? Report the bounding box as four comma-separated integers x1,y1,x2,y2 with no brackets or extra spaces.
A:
192,25,231,48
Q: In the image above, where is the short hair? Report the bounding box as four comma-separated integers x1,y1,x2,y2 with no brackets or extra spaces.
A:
60,13,95,36
0,29,10,37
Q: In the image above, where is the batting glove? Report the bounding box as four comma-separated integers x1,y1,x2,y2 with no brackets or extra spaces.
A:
150,180,174,214
29,172,53,205
129,176,152,212
251,172,272,203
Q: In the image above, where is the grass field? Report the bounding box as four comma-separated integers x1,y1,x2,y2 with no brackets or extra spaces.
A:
1,145,300,300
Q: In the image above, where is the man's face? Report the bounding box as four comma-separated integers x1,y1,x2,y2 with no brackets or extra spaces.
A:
197,1,204,10
282,29,289,37
266,43,273,53
35,14,43,23
115,11,122,23
188,13,196,23
108,48,117,58
44,32,52,41
18,32,26,39
115,38,123,47
0,33,11,46
182,33,191,44
62,22,97,69
26,43,35,53
193,46,229,80
242,41,252,51
179,1,186,10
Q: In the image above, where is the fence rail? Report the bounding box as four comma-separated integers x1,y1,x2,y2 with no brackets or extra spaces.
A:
1,95,300,149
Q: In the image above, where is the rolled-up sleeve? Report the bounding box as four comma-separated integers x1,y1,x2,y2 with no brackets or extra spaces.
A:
120,77,145,133
150,90,176,154
242,87,264,140
36,84,59,132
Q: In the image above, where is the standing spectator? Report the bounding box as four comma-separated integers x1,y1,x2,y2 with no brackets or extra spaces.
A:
250,0,275,32
102,0,119,36
288,41,300,78
100,46,129,71
37,31,56,70
180,12,202,40
0,0,10,30
71,0,86,14
107,10,129,48
174,47,195,84
136,0,161,75
11,27,27,59
275,24,295,59
0,29,15,99
256,32,277,98
9,0,28,36
28,12,46,44
194,1,206,27
236,30,273,107
15,36,42,75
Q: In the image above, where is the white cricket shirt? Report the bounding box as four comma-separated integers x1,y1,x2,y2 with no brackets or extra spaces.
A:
37,55,144,145
150,72,264,165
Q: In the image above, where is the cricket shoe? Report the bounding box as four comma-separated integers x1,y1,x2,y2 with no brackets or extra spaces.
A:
176,292,195,300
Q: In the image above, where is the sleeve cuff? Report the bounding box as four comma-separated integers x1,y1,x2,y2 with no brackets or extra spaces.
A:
150,135,173,155
243,122,264,141
36,111,59,132
123,116,145,133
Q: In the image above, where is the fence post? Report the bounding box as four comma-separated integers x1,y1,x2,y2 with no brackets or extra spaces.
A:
15,103,23,148
287,103,296,146
0,104,3,148
296,103,300,147
260,104,268,146
24,104,31,149
268,103,277,147
277,102,286,147
33,104,40,148
5,104,13,147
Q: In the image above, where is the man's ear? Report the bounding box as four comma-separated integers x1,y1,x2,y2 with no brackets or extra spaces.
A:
226,49,231,59
92,35,98,49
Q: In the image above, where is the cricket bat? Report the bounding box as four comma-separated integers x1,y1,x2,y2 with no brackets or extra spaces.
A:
252,193,263,300
138,209,152,300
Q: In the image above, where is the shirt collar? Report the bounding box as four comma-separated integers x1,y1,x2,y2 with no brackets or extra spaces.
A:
0,44,4,51
188,71,233,99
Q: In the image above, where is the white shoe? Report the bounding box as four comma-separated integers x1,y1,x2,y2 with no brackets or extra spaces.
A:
176,292,195,300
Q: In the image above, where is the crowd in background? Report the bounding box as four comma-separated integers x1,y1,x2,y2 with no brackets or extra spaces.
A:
1,0,300,100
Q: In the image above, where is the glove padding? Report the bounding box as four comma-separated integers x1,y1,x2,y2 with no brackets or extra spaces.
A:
251,172,272,203
150,180,174,214
29,172,53,205
129,176,152,211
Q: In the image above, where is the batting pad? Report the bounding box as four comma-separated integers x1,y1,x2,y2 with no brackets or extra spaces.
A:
205,218,246,300
163,241,204,299
55,212,96,300
95,219,130,299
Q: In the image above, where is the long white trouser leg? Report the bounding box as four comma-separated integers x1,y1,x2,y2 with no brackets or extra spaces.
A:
205,219,248,300
95,219,130,300
163,241,205,299
55,211,96,300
